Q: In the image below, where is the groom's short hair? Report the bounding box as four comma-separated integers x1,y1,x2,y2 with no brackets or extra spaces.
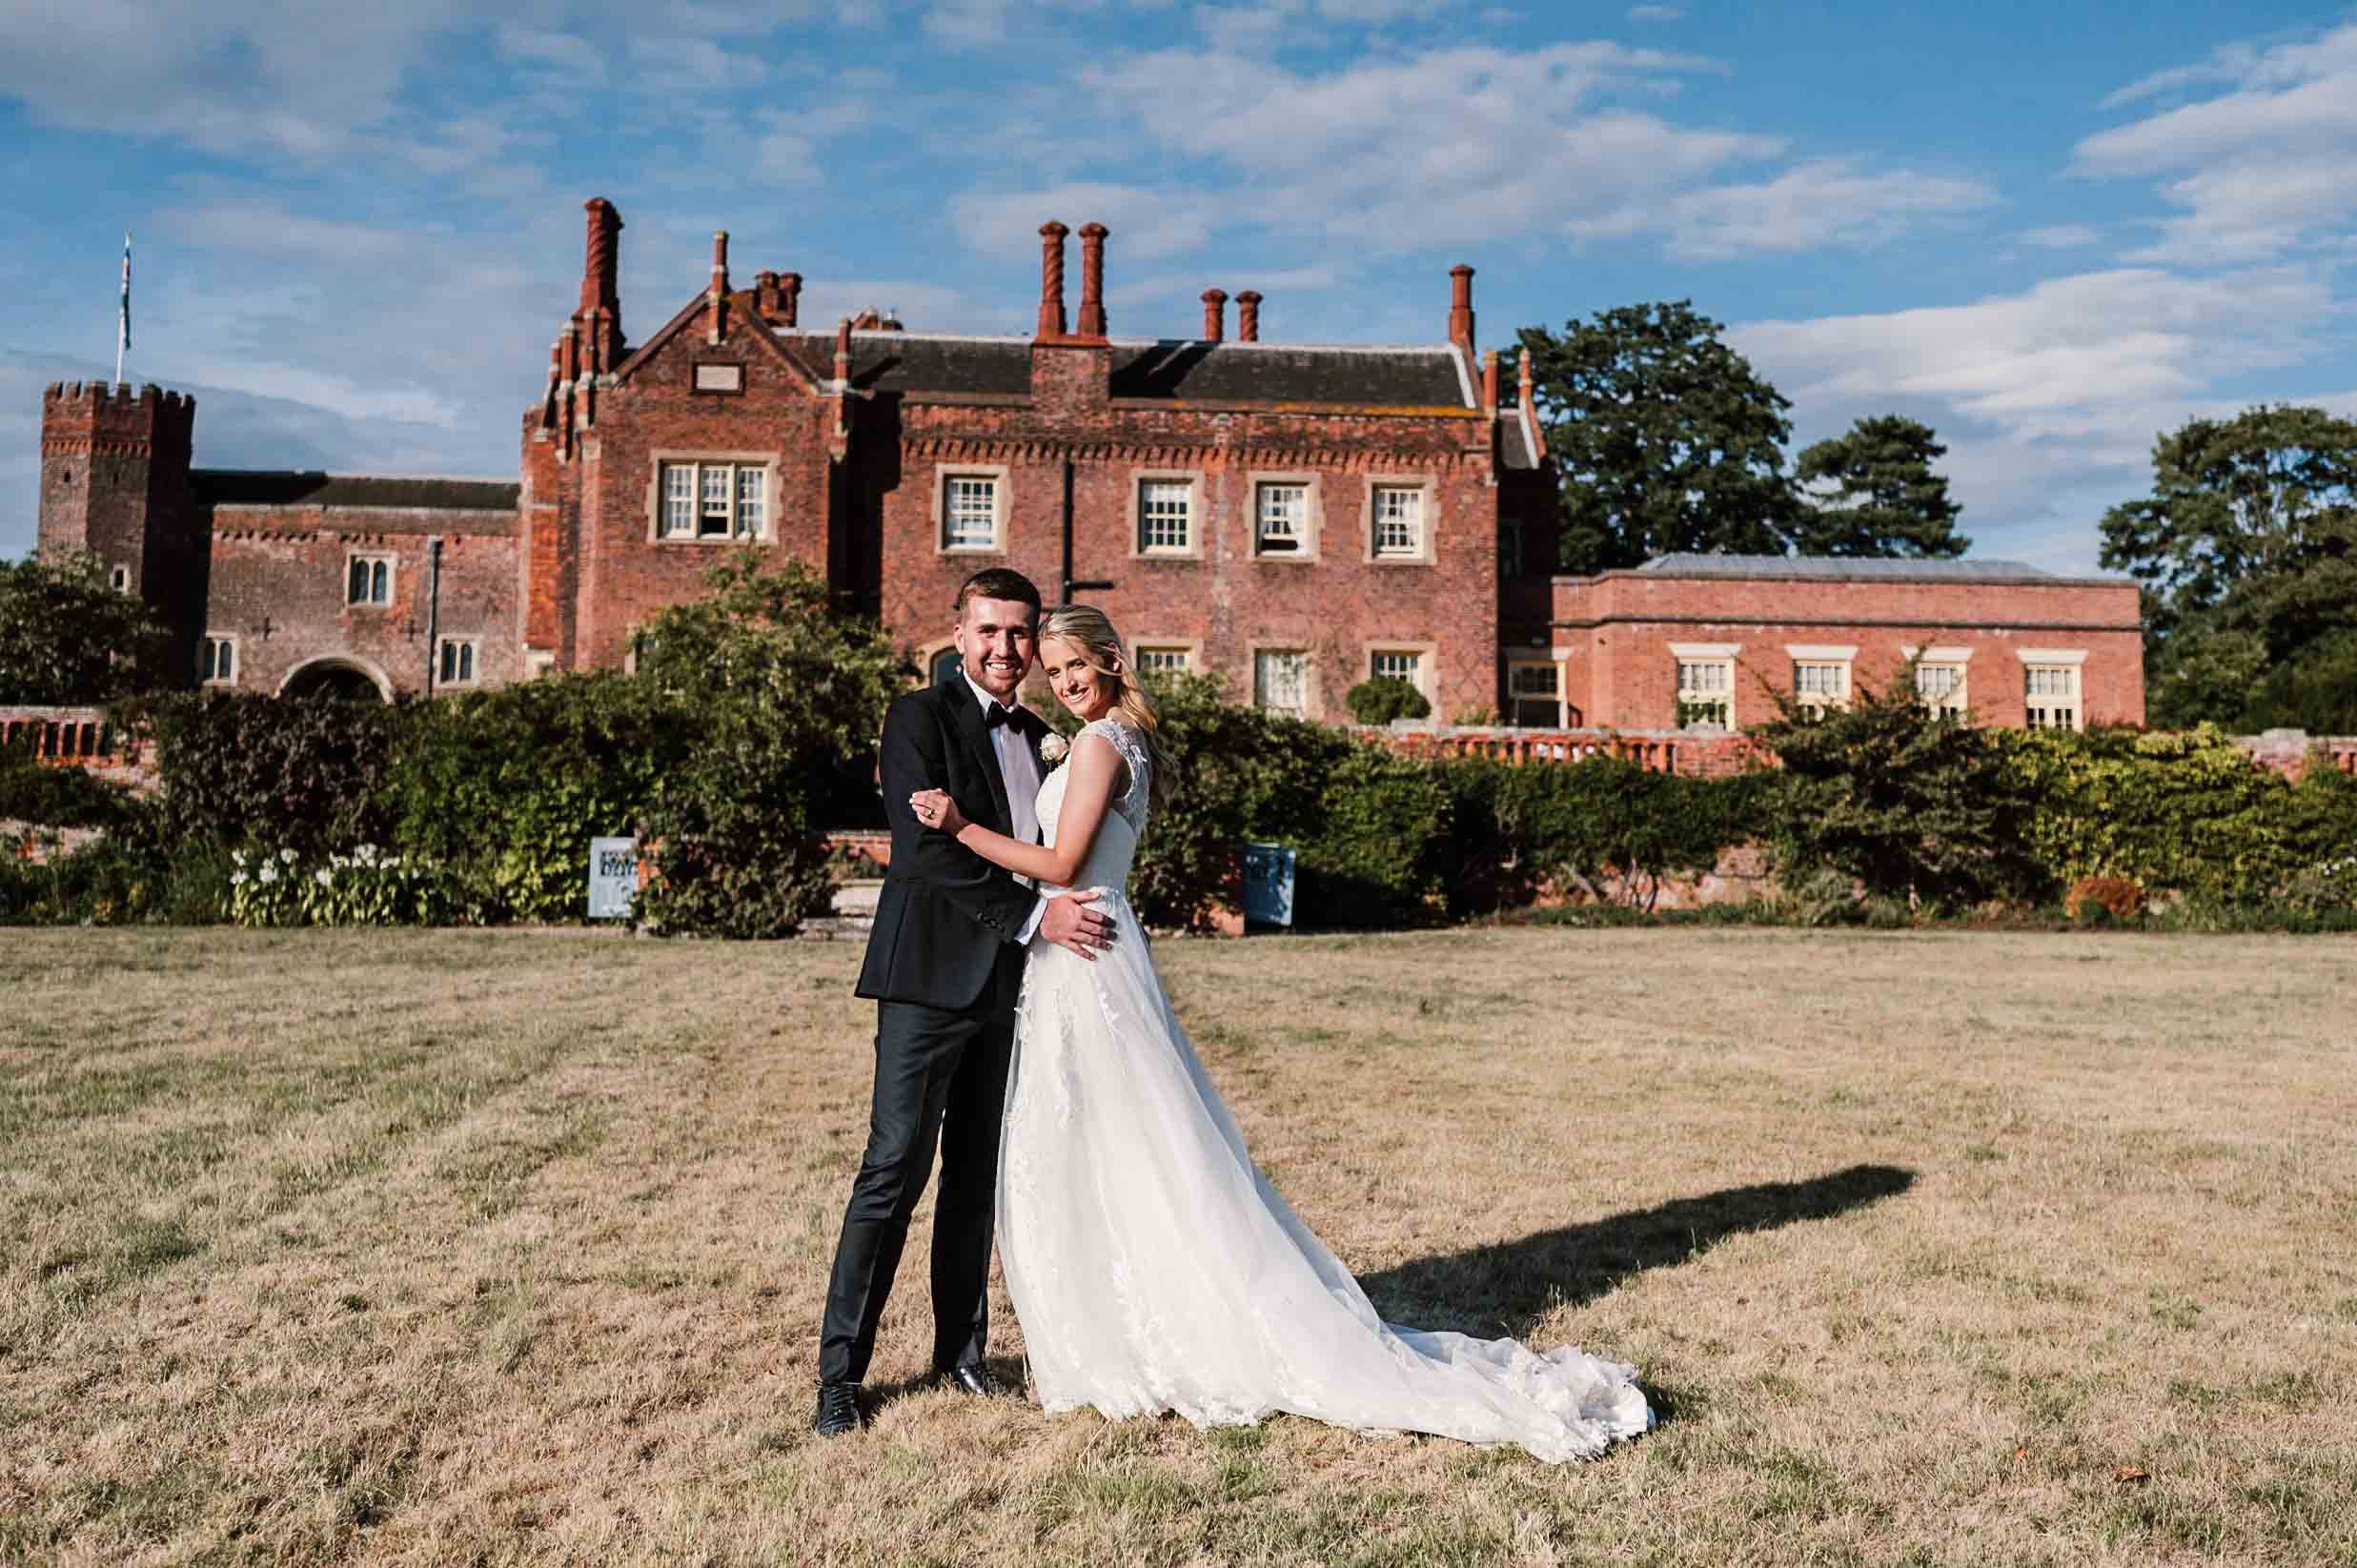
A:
954,568,1042,623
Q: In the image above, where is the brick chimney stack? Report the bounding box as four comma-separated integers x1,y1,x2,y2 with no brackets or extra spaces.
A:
1482,349,1500,416
1201,289,1228,341
1517,345,1537,429
780,272,803,327
755,270,780,315
579,197,624,367
1448,264,1475,354
1076,222,1109,339
1036,221,1069,339
1235,290,1262,342
708,231,730,343
834,318,853,383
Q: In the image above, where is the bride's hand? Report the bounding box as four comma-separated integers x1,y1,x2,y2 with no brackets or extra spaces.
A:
909,788,967,834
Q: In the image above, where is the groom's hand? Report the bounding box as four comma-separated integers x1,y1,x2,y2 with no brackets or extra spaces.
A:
1040,890,1114,961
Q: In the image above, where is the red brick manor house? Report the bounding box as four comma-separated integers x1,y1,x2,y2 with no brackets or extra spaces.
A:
35,197,2144,731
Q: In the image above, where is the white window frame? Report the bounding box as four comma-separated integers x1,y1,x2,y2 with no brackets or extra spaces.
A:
651,457,770,542
1507,655,1566,728
110,564,131,594
1132,642,1199,678
1904,644,1974,719
1364,641,1436,707
2019,648,2087,731
437,636,480,688
346,551,395,608
1785,643,1857,715
199,633,238,687
1250,472,1319,561
934,465,1008,555
1251,646,1313,718
1670,641,1739,729
1365,479,1434,564
1129,472,1202,559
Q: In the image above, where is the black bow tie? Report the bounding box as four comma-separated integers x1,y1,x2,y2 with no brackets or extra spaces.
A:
985,703,1038,737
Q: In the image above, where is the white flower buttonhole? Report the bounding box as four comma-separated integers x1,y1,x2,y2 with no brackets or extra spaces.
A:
1039,732,1070,768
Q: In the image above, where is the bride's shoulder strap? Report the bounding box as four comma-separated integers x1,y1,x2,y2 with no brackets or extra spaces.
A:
1083,715,1148,771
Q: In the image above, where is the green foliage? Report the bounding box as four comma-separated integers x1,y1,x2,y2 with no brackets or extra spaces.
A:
1753,675,2043,907
1792,415,1970,559
0,815,231,927
0,552,175,703
382,672,684,923
0,732,139,830
2002,724,2353,904
130,691,401,857
1344,675,1432,725
225,845,460,928
2100,405,2357,728
629,551,906,939
1437,754,1760,911
1518,301,1798,574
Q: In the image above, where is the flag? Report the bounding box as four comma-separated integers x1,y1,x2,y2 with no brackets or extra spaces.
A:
118,232,132,355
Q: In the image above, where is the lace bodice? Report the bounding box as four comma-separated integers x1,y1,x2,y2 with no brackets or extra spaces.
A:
1032,717,1150,894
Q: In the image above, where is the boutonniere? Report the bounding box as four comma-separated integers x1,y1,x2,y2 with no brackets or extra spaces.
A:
1039,732,1070,767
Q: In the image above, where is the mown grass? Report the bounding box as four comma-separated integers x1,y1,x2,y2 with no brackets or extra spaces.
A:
3,927,2354,1566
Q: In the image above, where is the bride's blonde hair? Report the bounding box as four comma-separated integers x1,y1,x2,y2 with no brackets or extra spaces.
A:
1039,605,1178,812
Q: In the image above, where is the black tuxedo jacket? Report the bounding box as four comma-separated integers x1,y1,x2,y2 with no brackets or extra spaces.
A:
854,679,1043,1011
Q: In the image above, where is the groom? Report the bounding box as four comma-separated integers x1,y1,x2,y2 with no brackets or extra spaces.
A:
815,566,1114,1436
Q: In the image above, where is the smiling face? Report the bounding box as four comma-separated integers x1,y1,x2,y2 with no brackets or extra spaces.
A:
1039,636,1115,722
953,595,1038,703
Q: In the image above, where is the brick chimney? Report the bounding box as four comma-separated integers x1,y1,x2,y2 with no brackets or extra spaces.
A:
1235,290,1262,342
579,197,623,367
1201,289,1227,341
1517,345,1537,431
708,231,730,343
780,272,802,327
1036,221,1069,339
1076,222,1109,339
1482,348,1500,416
1448,264,1474,355
755,270,780,315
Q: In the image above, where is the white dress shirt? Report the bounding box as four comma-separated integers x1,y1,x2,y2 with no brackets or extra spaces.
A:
959,669,1048,945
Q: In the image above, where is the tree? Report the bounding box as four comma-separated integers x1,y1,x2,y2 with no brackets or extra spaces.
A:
2099,405,2357,727
0,552,175,703
1517,301,1798,574
1793,415,1970,558
1344,675,1432,725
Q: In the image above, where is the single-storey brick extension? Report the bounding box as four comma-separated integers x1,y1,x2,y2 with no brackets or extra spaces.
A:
34,196,2144,729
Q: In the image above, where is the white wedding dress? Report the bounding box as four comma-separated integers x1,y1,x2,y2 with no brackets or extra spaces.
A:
997,717,1653,1462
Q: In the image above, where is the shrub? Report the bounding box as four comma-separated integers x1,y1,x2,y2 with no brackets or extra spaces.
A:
224,844,461,928
128,691,401,856
0,730,139,830
1345,675,1432,725
0,552,174,703
382,672,686,923
1436,755,1761,912
2064,874,2144,926
1753,677,2043,907
630,552,906,939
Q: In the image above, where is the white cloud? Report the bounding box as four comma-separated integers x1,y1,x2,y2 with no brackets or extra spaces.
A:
1661,158,1995,260
2073,21,2357,264
1627,5,1681,21
1732,266,2342,565
2018,224,2099,250
951,183,1223,263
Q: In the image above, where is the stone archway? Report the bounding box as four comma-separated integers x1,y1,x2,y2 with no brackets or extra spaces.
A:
278,655,395,703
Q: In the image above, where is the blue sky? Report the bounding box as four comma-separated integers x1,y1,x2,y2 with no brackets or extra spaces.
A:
4,1,2354,571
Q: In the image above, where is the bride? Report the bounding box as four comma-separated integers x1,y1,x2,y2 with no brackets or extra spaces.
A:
906,606,1652,1463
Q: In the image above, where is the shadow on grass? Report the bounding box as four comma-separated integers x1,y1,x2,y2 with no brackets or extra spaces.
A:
1358,1163,1917,1341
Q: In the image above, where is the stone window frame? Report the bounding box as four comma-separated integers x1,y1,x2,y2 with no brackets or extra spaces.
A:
1785,642,1858,715
199,632,238,687
1248,641,1318,720
1248,471,1322,562
647,451,774,544
345,550,396,609
1363,476,1438,566
916,640,967,688
934,463,1010,556
1131,640,1202,679
109,564,131,594
1362,640,1439,708
1128,470,1206,560
1669,641,1739,729
2018,646,2087,732
1506,652,1568,728
437,635,481,689
1903,643,1974,718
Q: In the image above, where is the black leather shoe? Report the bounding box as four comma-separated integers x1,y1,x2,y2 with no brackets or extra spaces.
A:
936,1363,1002,1398
813,1381,865,1436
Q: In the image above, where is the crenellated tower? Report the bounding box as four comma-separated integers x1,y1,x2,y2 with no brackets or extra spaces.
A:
38,380,207,662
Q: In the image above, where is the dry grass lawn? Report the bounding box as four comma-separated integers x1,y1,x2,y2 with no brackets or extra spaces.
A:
2,926,2354,1566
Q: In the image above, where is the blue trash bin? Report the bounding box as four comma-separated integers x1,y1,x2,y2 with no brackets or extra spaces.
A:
1242,843,1296,928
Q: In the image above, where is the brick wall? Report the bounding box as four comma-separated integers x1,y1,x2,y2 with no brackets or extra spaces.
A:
1551,569,2147,729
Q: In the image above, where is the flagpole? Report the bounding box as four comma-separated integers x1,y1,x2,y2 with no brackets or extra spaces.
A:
115,231,131,387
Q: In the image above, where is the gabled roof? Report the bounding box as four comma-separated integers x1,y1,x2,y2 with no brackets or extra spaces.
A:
195,471,519,512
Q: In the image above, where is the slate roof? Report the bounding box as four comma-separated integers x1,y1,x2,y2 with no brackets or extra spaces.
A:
195,471,520,512
772,331,1473,408
1633,553,2092,583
